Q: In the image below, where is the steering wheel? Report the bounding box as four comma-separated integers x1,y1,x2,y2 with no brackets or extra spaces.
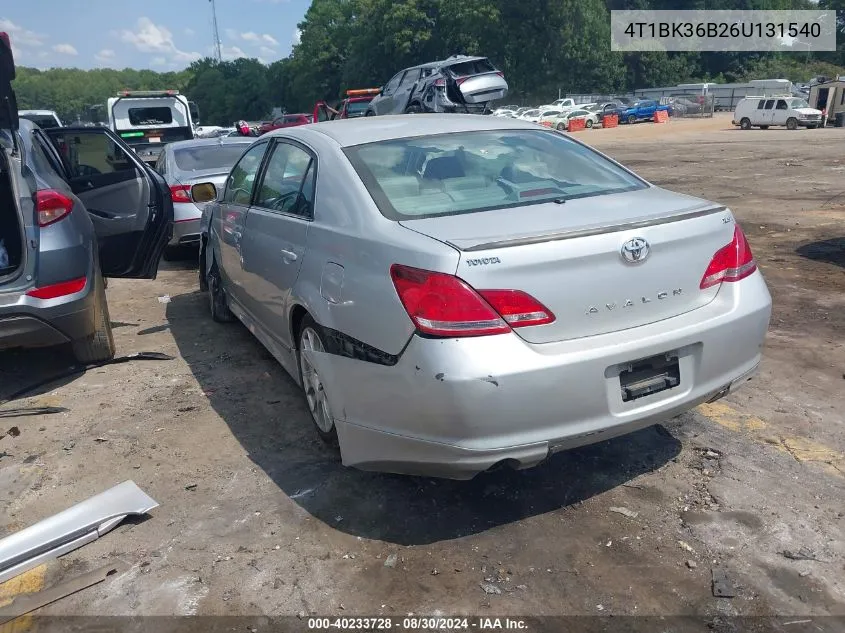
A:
268,191,299,212
76,164,101,177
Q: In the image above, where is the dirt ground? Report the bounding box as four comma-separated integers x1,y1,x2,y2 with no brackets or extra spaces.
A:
1,113,843,626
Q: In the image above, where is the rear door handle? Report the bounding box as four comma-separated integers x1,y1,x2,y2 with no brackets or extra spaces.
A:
280,249,298,262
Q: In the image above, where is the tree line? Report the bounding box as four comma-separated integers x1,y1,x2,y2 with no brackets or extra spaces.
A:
12,0,845,126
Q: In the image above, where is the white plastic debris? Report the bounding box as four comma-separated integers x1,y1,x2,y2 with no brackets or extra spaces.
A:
157,295,171,304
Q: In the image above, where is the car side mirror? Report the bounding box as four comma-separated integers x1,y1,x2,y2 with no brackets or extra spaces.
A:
191,182,218,204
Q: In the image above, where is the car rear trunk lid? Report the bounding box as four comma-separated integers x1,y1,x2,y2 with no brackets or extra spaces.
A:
399,187,735,344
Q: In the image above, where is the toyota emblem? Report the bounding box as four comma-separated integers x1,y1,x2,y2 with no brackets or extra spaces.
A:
621,237,650,264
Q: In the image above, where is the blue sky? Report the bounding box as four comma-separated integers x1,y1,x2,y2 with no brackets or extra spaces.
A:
1,0,311,70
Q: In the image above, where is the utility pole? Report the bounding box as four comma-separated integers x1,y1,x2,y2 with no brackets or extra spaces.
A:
210,0,222,62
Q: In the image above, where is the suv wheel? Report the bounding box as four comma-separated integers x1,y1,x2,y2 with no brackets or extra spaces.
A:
404,103,423,114
786,117,798,130
71,271,115,364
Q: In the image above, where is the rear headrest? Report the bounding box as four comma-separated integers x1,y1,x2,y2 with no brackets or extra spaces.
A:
422,156,465,180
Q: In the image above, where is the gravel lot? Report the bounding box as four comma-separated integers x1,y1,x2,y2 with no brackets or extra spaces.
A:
1,113,843,622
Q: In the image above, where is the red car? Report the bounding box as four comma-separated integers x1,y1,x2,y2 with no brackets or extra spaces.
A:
313,89,380,122
258,113,313,135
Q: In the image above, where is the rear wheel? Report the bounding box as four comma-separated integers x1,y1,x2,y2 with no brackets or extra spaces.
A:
739,117,751,130
71,272,115,364
297,315,338,445
627,115,637,124
556,122,566,131
404,103,422,114
585,119,594,128
207,260,235,323
786,117,798,130
365,110,375,117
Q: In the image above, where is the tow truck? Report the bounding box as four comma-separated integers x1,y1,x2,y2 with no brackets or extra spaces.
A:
313,88,380,122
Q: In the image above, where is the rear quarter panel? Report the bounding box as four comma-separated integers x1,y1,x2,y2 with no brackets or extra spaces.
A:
289,130,460,356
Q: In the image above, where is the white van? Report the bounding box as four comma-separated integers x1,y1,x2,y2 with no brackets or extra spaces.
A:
106,90,194,163
732,95,823,130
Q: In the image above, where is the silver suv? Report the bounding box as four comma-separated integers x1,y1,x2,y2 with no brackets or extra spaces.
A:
0,34,173,363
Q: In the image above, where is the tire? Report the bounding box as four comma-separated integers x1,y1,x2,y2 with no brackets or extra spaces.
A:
365,110,375,117
198,245,208,292
207,260,235,323
404,103,422,114
585,119,594,128
786,117,798,130
556,122,567,131
71,272,115,364
627,115,637,125
740,118,751,130
297,315,338,445
162,246,179,261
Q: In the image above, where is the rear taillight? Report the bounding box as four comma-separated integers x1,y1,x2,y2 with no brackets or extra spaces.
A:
478,290,555,328
434,78,445,88
170,185,192,203
390,264,554,337
26,277,87,300
35,190,73,227
700,226,757,290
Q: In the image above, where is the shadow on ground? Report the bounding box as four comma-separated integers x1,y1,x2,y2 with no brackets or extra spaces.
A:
167,290,681,546
796,237,845,268
0,346,81,404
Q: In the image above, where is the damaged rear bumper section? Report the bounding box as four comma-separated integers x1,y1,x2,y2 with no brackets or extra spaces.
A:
0,481,158,584
310,274,772,480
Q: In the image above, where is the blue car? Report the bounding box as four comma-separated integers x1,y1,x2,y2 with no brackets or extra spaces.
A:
622,100,672,124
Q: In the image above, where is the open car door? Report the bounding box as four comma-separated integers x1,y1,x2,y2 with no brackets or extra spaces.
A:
312,101,335,122
45,127,173,279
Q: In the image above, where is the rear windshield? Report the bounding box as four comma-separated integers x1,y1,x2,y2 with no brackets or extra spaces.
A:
346,100,371,117
173,144,251,171
20,114,61,128
128,107,173,126
344,129,648,221
446,58,496,77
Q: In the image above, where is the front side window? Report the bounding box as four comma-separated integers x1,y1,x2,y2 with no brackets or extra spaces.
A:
344,129,648,221
223,142,267,205
254,142,315,217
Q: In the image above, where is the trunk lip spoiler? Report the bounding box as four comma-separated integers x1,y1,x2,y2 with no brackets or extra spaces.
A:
450,204,726,253
0,480,158,584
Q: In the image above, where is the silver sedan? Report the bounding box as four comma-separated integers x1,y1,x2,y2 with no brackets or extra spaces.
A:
153,137,253,256
192,114,772,480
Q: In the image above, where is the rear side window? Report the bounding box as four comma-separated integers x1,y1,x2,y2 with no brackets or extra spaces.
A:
128,107,173,126
764,100,775,110
757,100,765,109
447,59,496,77
776,100,788,110
344,129,648,221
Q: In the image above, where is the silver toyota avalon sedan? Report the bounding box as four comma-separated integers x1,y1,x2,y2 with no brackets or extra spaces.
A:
192,114,772,480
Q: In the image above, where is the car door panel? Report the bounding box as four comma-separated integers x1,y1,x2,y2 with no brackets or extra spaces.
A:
45,126,173,279
240,139,315,351
213,141,270,309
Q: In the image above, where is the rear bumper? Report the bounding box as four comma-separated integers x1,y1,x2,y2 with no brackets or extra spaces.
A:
313,273,772,479
0,276,97,351
169,218,202,247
